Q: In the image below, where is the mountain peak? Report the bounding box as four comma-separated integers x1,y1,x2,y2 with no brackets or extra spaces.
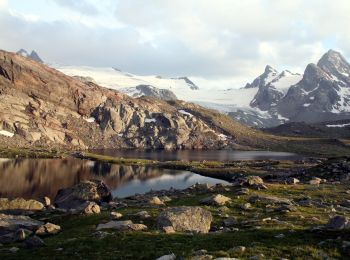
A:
317,49,350,77
264,65,277,74
16,49,43,63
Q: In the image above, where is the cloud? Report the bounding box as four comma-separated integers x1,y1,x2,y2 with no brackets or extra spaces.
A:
1,0,350,88
52,0,99,16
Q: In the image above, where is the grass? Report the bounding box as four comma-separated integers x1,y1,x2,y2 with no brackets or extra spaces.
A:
1,183,350,259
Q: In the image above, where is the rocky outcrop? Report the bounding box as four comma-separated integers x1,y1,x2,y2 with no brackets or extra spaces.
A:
0,50,237,150
54,180,112,210
157,206,212,233
0,198,44,212
134,85,177,101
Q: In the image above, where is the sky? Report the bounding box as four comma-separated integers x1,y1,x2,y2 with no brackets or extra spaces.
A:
0,0,349,88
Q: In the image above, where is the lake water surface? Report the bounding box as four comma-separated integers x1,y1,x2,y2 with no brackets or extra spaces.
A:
90,149,302,161
0,150,301,200
0,158,228,200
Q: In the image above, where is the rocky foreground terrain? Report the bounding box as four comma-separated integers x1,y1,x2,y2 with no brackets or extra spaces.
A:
0,154,350,259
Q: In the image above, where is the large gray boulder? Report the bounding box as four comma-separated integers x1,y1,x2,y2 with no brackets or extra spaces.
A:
54,180,112,210
0,214,43,233
157,206,212,233
326,216,350,230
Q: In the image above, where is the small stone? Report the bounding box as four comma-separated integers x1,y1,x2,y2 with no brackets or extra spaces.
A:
110,212,123,220
80,202,101,214
149,196,164,205
9,247,19,253
223,217,237,227
309,177,321,185
191,255,214,260
36,222,61,236
24,236,45,248
156,253,176,260
286,178,300,185
41,196,51,207
134,210,151,219
228,246,246,255
275,233,285,238
162,226,175,234
201,194,231,206
241,203,251,210
14,229,27,241
236,188,250,195
326,216,349,230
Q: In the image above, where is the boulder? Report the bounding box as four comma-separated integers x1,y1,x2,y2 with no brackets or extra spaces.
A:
77,201,101,214
54,180,112,209
286,178,300,185
326,216,350,230
201,194,231,206
110,212,123,220
157,206,212,233
149,196,164,205
246,176,264,186
0,198,44,212
24,235,45,248
0,214,43,232
96,220,147,231
36,223,61,236
309,177,322,185
156,254,176,260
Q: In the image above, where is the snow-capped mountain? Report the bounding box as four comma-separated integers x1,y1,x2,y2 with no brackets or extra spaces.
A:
55,49,350,128
16,49,43,63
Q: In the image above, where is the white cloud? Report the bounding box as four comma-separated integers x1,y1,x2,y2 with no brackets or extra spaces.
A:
1,0,350,88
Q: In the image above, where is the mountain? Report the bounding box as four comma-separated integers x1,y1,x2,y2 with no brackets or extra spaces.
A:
16,49,43,63
0,49,265,150
263,119,350,139
56,66,198,101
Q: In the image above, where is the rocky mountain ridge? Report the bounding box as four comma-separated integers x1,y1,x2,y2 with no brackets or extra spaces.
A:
0,49,262,150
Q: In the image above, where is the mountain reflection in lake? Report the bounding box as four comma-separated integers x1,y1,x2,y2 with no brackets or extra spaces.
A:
0,158,228,200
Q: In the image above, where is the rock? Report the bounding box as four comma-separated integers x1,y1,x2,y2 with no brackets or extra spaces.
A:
110,212,123,220
149,196,164,205
24,235,45,248
214,258,239,260
9,246,19,253
241,203,251,210
41,197,51,207
134,211,151,219
236,188,250,195
96,220,147,231
78,201,101,214
160,196,172,202
157,206,212,233
228,246,246,255
0,198,44,212
0,213,43,232
309,177,321,185
286,178,300,185
162,226,175,234
191,255,213,260
223,217,237,227
246,176,264,186
248,195,292,205
201,194,231,206
54,180,112,210
326,216,350,230
36,222,61,236
14,228,29,241
156,254,176,260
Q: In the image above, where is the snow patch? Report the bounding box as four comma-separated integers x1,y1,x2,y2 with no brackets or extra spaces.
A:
326,123,350,128
0,130,14,137
303,103,311,107
178,110,193,116
217,134,227,140
84,117,95,123
145,118,156,123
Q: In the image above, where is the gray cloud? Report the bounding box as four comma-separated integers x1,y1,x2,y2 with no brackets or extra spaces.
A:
0,0,350,87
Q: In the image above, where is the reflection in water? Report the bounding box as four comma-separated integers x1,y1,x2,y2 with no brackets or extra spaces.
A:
90,149,302,162
0,158,227,200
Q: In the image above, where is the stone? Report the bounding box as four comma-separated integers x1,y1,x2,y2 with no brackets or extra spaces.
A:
246,176,264,186
157,206,212,233
149,196,164,205
309,177,321,185
223,217,237,227
41,197,51,207
0,198,44,212
54,180,112,209
24,235,45,248
0,213,43,232
326,216,350,230
36,222,61,236
9,247,19,253
201,194,231,206
110,212,123,220
228,246,246,255
160,196,172,202
241,203,251,210
248,195,292,205
14,229,29,241
78,201,101,214
162,226,175,234
96,220,147,231
156,254,176,260
214,258,239,260
134,211,151,219
191,255,213,260
286,178,300,185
